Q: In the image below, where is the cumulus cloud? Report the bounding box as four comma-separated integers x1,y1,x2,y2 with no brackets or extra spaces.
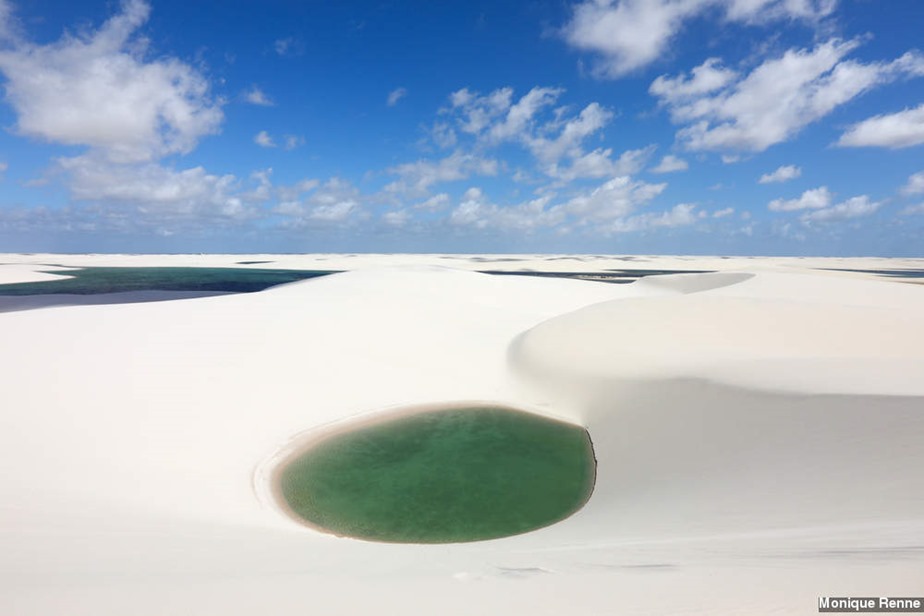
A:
56,154,260,221
387,87,407,106
651,40,924,152
651,154,689,173
243,86,273,106
385,151,499,197
768,186,832,211
650,58,738,103
445,174,673,235
306,200,359,222
900,203,924,215
276,178,319,202
447,87,515,135
414,193,451,211
546,145,656,182
444,86,567,145
759,164,802,183
562,0,837,78
527,102,613,164
800,195,881,223
441,86,618,170
274,178,366,228
837,103,924,149
0,0,223,163
712,206,735,217
283,135,304,150
254,130,276,148
901,170,924,195
434,86,647,187
608,203,698,233
449,192,564,232
488,87,563,143
382,209,411,227
429,122,457,149
562,175,667,222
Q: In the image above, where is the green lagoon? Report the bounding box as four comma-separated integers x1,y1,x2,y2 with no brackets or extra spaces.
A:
278,406,596,544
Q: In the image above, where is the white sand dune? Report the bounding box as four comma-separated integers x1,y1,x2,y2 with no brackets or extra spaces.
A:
0,255,922,615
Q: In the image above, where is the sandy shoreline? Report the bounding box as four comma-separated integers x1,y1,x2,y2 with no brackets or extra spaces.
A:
1,253,922,615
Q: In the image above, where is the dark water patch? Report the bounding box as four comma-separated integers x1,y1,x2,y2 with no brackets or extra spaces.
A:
0,266,340,296
478,270,635,283
277,406,596,544
603,268,714,276
821,268,924,279
477,269,713,284
0,290,235,313
236,260,275,265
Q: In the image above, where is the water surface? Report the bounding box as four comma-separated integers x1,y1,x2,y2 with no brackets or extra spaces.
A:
278,406,595,543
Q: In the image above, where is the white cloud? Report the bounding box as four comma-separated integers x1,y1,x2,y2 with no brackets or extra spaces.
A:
276,178,319,202
759,164,802,183
382,209,411,227
445,174,673,234
527,102,614,164
385,151,499,197
429,122,457,149
562,175,666,222
307,200,359,222
57,154,258,220
283,135,304,150
274,37,301,57
449,192,564,232
414,193,450,211
800,195,881,223
244,85,273,106
447,87,514,135
547,145,655,182
0,0,223,163
254,130,276,148
608,203,698,233
901,170,924,195
488,87,562,142
0,0,19,42
900,203,924,215
724,0,837,22
444,86,611,158
650,58,738,103
563,0,709,77
274,178,366,227
652,40,924,152
651,154,689,173
387,87,407,107
712,207,735,217
837,103,924,149
437,86,622,182
563,0,837,78
768,186,832,211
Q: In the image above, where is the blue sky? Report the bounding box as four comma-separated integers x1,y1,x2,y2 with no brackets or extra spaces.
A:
0,0,923,255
